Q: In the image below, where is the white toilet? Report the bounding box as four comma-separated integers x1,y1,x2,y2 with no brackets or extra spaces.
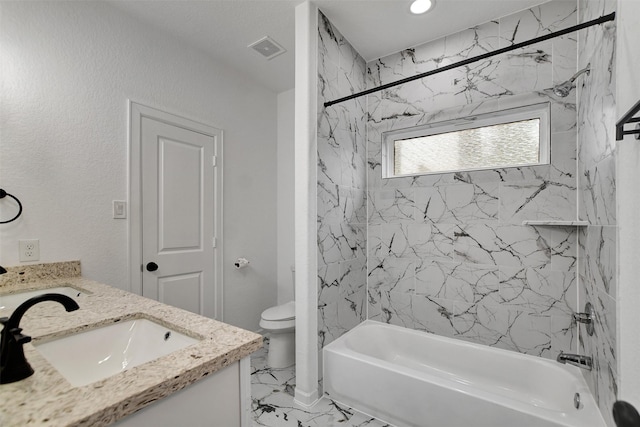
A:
260,301,295,368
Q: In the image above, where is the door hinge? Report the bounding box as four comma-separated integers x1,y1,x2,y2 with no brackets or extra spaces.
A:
212,237,217,248
212,155,217,167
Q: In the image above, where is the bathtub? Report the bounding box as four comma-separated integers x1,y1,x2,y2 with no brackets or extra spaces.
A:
323,320,605,427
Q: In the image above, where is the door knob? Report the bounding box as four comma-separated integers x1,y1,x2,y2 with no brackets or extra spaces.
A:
146,262,159,272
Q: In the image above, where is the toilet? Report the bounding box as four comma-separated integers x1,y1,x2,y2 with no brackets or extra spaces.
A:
260,301,295,368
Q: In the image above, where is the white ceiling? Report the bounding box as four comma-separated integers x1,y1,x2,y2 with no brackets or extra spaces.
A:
110,0,550,93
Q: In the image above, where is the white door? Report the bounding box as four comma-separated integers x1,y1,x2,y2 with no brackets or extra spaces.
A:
139,114,220,318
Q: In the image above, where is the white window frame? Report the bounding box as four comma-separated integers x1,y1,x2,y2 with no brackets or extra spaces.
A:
381,102,551,178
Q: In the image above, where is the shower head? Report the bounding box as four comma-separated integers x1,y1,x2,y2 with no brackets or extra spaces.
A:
552,64,591,97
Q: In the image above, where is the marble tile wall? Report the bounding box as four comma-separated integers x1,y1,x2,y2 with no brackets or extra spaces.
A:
317,13,368,355
366,0,581,359
577,0,618,425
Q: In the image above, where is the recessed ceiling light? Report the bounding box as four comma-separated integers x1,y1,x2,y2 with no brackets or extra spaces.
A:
410,0,433,15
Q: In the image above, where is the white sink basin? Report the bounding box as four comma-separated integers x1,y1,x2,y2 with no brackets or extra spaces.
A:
0,287,87,315
34,318,199,387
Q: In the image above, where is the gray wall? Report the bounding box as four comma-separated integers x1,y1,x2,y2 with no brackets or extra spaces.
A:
0,1,278,331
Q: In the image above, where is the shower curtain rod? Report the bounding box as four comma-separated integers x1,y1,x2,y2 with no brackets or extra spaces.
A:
324,12,616,108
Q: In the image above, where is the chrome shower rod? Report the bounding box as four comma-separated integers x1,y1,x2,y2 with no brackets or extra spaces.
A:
323,12,616,108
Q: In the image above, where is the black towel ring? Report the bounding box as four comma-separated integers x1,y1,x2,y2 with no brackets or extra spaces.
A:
0,189,23,224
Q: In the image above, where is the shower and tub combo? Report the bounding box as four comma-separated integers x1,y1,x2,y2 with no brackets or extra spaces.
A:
310,7,621,427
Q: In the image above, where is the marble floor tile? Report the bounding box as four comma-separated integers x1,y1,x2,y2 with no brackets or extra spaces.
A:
251,342,392,427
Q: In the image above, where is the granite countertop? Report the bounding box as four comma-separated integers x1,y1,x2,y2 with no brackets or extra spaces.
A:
0,262,263,426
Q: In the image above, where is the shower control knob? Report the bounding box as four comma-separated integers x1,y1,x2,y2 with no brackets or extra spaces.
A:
146,262,159,272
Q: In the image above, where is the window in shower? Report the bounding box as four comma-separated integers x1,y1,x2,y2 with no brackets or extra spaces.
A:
382,103,550,178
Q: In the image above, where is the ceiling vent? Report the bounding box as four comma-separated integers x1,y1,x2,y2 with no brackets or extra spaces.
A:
248,36,286,60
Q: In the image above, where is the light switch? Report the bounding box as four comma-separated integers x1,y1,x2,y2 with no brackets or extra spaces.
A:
113,201,126,219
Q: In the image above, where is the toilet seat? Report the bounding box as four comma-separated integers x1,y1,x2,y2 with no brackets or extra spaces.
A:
261,301,295,321
260,301,295,331
259,318,295,331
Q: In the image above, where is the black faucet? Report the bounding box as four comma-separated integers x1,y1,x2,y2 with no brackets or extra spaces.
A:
1,293,79,384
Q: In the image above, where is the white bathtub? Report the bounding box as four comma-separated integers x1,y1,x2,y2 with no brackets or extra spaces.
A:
323,320,606,427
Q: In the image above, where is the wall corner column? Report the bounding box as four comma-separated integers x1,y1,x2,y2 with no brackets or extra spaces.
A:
293,0,319,407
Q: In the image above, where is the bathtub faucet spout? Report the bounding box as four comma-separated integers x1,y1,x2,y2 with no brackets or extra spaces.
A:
557,351,592,371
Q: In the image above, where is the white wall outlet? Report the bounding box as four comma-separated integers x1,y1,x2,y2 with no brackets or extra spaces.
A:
113,200,126,219
19,239,40,262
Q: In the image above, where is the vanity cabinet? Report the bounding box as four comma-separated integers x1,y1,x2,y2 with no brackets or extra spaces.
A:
113,357,252,427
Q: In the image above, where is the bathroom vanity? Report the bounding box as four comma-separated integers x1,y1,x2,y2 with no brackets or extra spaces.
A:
0,262,262,426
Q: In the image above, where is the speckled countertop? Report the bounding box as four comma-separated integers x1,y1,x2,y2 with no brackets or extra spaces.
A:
0,261,263,426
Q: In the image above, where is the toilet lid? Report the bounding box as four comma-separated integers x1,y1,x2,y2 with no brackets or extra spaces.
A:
262,301,295,321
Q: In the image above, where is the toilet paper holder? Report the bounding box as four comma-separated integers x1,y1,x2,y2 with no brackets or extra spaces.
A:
234,258,250,269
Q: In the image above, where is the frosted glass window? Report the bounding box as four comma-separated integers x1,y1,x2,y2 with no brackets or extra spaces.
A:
382,103,550,178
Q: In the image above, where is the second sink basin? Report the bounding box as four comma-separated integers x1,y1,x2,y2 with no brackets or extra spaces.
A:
34,318,199,387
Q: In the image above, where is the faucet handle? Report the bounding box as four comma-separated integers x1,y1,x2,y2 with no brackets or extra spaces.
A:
573,302,595,336
9,327,32,345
